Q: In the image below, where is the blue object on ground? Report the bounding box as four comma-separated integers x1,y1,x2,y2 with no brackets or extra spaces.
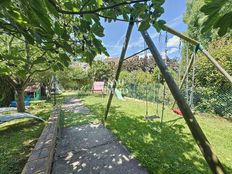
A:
10,100,30,107
10,101,17,107
25,96,31,101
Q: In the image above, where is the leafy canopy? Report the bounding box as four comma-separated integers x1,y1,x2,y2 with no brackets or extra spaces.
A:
200,0,232,36
0,0,167,65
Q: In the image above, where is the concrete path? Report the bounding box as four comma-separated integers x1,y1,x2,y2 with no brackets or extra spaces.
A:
52,98,148,174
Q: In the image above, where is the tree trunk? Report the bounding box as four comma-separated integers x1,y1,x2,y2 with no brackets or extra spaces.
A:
40,83,47,99
16,88,25,112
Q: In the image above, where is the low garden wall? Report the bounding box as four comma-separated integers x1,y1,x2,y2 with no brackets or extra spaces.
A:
22,106,61,174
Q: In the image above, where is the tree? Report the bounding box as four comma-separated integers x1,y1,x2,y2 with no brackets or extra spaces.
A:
184,0,232,43
0,0,167,65
0,0,165,111
88,60,113,81
195,38,232,90
0,0,169,111
0,35,71,112
200,0,232,37
193,38,232,117
184,0,218,44
57,63,90,90
0,0,109,65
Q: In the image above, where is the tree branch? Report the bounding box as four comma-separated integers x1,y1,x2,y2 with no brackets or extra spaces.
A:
49,0,149,15
28,51,47,72
24,40,30,72
8,36,14,54
94,13,141,22
3,76,17,89
23,67,51,87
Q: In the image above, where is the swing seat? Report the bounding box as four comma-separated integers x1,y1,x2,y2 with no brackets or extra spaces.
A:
172,108,183,116
144,115,160,120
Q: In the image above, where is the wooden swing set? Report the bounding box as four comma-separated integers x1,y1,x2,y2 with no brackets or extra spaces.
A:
104,18,232,174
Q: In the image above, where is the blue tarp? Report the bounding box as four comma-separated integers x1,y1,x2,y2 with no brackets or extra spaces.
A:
10,97,30,107
0,113,45,124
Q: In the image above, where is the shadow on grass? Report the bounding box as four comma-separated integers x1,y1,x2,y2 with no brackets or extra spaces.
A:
0,107,52,174
83,102,232,174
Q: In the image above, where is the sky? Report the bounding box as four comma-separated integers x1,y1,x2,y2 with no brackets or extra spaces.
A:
97,0,187,60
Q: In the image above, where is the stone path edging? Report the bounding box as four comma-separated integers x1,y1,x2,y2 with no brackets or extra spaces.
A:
22,106,61,174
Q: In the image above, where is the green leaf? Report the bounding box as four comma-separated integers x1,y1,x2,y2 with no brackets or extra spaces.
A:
200,11,219,33
59,53,71,67
54,21,61,35
44,0,59,18
80,20,91,32
97,0,103,7
64,2,73,10
31,0,52,32
138,20,150,31
0,0,10,5
200,3,220,15
61,29,70,40
91,22,104,37
131,3,147,17
155,19,166,32
92,38,103,53
214,12,232,36
152,0,165,7
33,57,47,64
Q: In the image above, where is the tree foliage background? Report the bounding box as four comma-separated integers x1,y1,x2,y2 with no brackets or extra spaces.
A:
184,0,232,117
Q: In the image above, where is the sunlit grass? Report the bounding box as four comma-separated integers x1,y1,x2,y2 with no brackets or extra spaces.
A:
0,100,53,174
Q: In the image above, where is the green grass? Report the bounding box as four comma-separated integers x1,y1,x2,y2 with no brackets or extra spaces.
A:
61,92,232,174
0,100,53,174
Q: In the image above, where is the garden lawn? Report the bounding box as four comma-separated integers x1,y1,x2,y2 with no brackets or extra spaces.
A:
0,100,53,174
62,93,232,174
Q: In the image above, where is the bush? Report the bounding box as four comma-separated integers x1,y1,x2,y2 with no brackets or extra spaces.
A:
194,87,232,117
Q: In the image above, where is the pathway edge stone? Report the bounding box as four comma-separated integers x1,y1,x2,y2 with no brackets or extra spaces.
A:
21,106,61,174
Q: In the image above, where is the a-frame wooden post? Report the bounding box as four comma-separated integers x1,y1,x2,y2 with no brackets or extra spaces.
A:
104,20,134,121
140,30,226,174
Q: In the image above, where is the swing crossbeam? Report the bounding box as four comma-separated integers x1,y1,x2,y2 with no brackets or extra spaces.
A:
124,47,149,61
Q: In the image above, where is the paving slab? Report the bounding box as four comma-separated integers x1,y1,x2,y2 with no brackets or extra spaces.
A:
56,124,115,157
62,98,90,114
53,139,147,174
53,124,147,174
